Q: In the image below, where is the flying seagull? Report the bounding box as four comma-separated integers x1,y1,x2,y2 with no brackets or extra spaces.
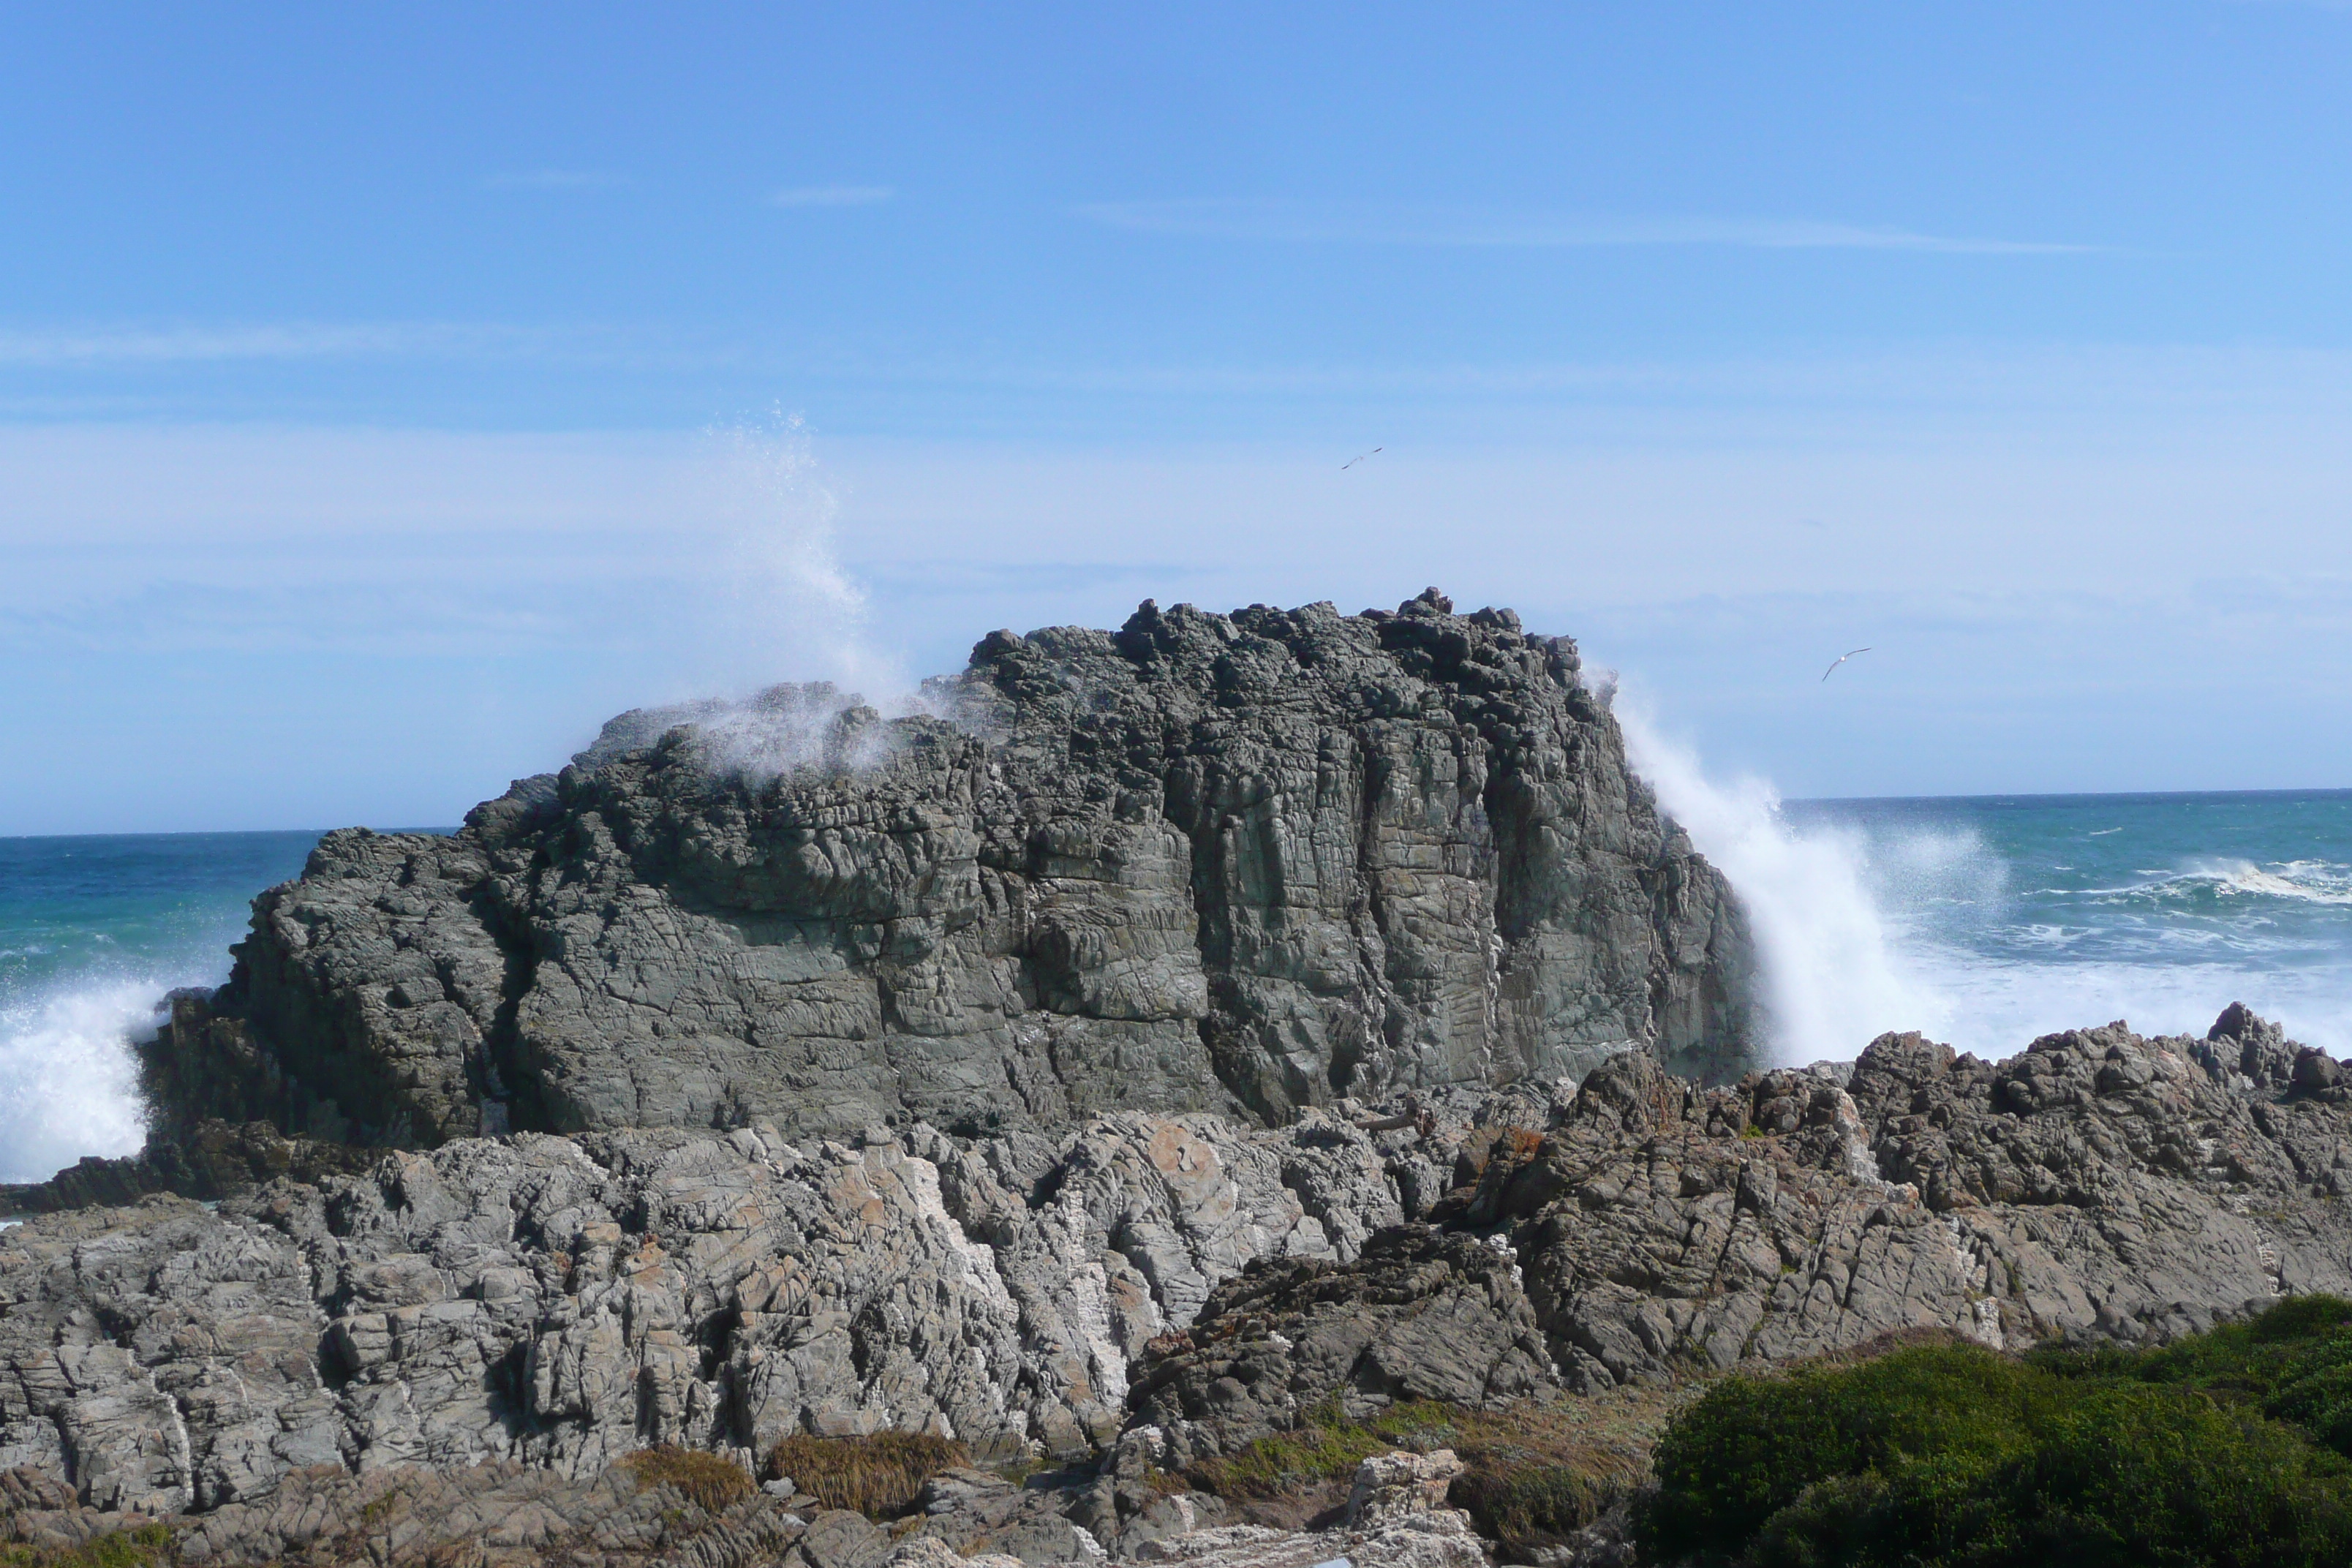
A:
1821,647,1872,682
1341,447,1383,469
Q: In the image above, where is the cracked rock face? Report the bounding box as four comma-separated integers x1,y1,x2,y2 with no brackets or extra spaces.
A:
0,1109,1408,1515
1502,1015,2352,1389
170,592,1756,1152
1129,1226,1558,1459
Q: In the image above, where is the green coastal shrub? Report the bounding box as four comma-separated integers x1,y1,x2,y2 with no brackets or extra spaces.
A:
1643,1298,2352,1567
1641,1343,2051,1561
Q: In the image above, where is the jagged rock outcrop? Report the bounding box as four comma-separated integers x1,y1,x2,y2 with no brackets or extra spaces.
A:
1499,1013,2352,1390
12,1006,2352,1553
0,1107,1412,1515
26,589,2352,1567
151,592,1755,1155
1128,1449,1487,1568
1100,1009,2352,1464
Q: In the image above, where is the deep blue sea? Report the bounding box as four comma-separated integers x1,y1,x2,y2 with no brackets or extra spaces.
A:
6,793,2352,1183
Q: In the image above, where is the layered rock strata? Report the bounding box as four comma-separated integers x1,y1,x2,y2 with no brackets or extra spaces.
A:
139,592,1756,1157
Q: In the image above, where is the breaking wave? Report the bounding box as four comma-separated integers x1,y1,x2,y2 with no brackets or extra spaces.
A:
1618,706,1957,1064
1618,704,2352,1067
0,979,157,1183
2078,859,2352,907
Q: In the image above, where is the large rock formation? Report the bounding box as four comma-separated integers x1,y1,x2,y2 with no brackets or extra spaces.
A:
156,592,1757,1153
0,1109,1405,1514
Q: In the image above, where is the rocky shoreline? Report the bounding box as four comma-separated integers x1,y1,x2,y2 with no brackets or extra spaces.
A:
9,1006,2352,1565
7,596,2352,1567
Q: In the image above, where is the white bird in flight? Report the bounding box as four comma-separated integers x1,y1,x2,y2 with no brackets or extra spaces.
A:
1341,447,1382,469
1821,647,1872,682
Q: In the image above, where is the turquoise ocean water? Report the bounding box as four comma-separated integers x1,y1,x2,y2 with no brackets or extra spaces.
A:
0,831,320,1181
1782,791,2352,1063
5,791,2352,1183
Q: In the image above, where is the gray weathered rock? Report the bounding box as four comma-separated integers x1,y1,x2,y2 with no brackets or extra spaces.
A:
164,1456,830,1568
1131,1449,1487,1568
12,1001,2352,1564
0,1107,1406,1515
1507,1013,2352,1387
162,592,1756,1153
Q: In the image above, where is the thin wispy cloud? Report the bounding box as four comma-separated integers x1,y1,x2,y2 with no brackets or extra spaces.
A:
481,169,634,191
1079,199,2094,255
768,184,894,208
0,323,566,365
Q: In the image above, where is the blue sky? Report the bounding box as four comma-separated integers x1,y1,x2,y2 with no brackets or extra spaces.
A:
7,2,2352,832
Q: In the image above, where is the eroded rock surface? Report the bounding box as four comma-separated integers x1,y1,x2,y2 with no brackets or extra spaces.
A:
1131,1226,1558,1458
12,1008,2351,1554
153,592,1755,1153
26,593,2352,1567
0,1109,1411,1515
1507,1014,2352,1390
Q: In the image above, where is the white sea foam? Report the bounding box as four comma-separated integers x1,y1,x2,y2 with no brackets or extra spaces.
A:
1896,951,2352,1062
1605,699,2351,1068
0,979,157,1183
1618,705,1957,1063
2194,859,2352,903
2078,859,2352,905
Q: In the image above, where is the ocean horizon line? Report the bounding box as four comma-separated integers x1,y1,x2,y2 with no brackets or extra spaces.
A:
15,785,2352,843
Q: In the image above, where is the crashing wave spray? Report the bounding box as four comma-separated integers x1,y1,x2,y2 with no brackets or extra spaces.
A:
1618,703,1954,1064
615,412,957,780
688,412,902,699
0,979,154,1183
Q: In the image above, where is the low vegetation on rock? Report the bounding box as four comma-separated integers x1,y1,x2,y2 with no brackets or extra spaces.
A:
0,1525,171,1568
1180,1390,1670,1556
764,1433,969,1518
617,1446,755,1515
1643,1294,2352,1566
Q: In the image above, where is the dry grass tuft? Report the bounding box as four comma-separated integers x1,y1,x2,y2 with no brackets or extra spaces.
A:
0,1525,174,1568
1793,1324,1975,1368
620,1446,755,1514
765,1431,968,1518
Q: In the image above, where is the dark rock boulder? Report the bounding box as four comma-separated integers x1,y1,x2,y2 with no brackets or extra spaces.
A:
153,594,1757,1150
